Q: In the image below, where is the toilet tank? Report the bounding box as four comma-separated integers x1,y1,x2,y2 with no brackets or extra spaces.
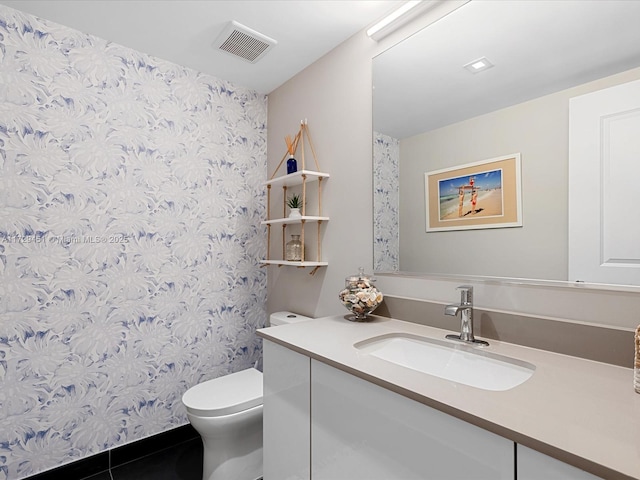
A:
269,311,313,326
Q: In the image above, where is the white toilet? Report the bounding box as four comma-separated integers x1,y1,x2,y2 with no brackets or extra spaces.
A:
182,311,312,480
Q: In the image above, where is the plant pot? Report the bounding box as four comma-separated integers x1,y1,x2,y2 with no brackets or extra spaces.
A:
288,208,301,218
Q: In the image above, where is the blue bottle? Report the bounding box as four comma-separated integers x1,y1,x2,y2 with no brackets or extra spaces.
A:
287,155,298,174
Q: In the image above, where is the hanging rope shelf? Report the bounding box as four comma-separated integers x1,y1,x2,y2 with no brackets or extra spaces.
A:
261,120,330,275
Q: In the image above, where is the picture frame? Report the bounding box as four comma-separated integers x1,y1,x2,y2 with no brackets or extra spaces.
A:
425,153,522,232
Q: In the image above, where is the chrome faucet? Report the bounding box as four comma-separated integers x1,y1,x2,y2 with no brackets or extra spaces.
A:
444,285,489,346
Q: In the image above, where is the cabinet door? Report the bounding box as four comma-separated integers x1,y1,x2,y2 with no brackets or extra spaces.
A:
311,360,514,479
517,445,602,479
263,340,311,480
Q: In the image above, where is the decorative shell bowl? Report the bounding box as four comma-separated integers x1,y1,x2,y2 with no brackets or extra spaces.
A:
339,270,383,322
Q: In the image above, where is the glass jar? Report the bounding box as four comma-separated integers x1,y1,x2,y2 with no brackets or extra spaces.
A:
338,268,383,321
285,234,302,261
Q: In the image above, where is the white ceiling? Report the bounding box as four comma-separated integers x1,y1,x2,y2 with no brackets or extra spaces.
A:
0,0,402,94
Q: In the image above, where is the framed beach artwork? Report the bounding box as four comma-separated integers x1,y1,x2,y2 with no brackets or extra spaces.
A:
425,153,522,232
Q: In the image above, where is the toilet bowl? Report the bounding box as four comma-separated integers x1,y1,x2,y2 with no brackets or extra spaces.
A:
182,311,312,480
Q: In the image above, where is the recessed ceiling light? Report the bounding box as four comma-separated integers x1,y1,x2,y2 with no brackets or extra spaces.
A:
463,56,494,73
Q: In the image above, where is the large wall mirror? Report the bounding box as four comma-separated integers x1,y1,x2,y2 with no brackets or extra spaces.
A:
372,0,640,287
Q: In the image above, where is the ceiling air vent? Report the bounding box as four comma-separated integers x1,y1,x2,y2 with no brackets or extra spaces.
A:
214,21,277,63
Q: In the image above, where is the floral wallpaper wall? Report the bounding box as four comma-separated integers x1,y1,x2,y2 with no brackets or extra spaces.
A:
373,131,399,271
0,6,267,479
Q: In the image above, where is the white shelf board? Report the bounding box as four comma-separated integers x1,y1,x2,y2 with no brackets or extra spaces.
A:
262,216,329,226
260,260,328,267
266,170,330,187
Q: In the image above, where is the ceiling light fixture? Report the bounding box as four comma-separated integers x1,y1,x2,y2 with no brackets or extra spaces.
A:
463,56,494,73
367,0,470,42
366,0,424,40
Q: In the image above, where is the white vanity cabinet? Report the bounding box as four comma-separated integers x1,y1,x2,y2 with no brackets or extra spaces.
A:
260,316,633,479
263,338,513,479
263,341,311,480
311,359,514,479
517,445,602,480
262,339,608,480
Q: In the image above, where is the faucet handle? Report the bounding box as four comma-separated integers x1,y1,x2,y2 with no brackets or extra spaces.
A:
457,285,473,304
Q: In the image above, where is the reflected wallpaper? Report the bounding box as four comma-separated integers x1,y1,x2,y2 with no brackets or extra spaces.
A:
373,131,399,272
0,6,267,478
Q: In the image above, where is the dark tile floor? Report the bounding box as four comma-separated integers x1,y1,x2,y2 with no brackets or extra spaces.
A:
85,438,203,480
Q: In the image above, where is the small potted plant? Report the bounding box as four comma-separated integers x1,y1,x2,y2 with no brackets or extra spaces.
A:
287,194,303,218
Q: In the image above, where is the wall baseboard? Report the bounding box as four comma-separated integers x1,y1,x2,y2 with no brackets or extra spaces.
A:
25,424,199,480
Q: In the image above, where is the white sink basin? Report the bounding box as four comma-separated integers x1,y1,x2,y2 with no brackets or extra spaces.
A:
354,333,535,391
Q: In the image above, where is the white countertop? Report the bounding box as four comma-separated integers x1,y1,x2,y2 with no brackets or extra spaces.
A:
257,314,640,479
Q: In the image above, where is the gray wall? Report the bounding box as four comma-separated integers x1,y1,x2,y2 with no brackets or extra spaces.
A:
266,32,378,319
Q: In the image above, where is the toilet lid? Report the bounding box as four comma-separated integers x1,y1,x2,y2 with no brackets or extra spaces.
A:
182,368,263,417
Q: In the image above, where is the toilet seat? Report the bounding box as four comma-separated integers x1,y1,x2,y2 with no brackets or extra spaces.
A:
182,368,263,417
